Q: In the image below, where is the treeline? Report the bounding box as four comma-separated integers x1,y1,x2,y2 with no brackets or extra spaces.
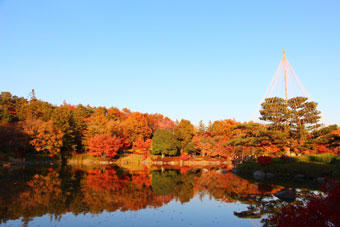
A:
0,91,339,161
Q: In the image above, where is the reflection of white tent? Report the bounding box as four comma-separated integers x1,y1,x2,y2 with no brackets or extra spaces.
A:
253,51,328,125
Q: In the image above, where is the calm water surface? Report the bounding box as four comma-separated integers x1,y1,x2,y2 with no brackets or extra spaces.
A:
0,165,312,226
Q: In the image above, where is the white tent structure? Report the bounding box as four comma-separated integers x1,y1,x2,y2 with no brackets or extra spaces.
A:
253,51,328,125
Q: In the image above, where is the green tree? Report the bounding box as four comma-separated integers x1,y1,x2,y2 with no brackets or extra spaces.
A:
288,97,321,138
183,141,197,155
174,119,195,153
260,97,321,137
151,129,179,156
259,97,288,131
51,106,76,153
311,124,340,148
73,105,93,151
0,92,19,123
0,105,11,123
24,99,54,121
227,123,288,155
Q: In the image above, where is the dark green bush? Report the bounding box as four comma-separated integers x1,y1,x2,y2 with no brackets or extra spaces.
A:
307,153,335,164
151,129,179,156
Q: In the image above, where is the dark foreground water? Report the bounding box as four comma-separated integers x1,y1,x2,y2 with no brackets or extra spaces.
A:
0,165,314,226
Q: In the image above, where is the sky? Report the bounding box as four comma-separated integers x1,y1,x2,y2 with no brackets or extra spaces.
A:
1,0,339,125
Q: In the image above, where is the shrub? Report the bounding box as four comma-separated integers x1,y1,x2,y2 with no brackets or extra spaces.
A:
267,180,340,226
257,156,272,166
331,155,340,165
180,153,190,161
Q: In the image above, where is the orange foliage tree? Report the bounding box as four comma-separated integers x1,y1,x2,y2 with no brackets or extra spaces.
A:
145,114,175,134
209,119,239,138
132,139,152,154
193,134,233,158
122,113,152,143
23,119,64,154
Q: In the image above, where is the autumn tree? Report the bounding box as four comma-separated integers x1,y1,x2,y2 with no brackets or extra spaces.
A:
198,120,206,135
157,117,175,131
51,106,76,152
0,106,11,123
144,113,175,135
193,134,232,157
72,104,94,151
107,107,125,121
132,139,152,154
23,99,54,121
23,119,64,155
0,123,30,158
84,107,121,149
174,119,195,153
311,125,340,151
0,92,27,123
88,134,124,159
151,129,179,156
122,113,152,143
208,119,239,138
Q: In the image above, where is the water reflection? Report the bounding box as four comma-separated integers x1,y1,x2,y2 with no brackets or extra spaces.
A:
0,165,312,226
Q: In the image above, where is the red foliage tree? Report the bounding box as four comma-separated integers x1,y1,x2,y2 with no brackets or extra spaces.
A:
268,180,340,226
132,139,152,154
88,134,124,159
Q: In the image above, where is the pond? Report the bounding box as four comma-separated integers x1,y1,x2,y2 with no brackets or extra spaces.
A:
0,165,316,226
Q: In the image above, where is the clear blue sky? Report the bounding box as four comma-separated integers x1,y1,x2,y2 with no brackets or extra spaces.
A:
1,0,339,125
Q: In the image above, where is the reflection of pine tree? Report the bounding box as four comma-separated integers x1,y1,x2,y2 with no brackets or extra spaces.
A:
151,170,180,196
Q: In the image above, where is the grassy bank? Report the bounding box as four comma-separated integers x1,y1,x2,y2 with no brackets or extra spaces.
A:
67,154,115,168
236,153,340,189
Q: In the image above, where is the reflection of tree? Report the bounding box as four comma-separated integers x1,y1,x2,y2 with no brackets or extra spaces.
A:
152,170,180,196
175,172,195,203
0,166,314,225
195,170,283,204
82,167,172,212
151,169,196,204
17,172,65,219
